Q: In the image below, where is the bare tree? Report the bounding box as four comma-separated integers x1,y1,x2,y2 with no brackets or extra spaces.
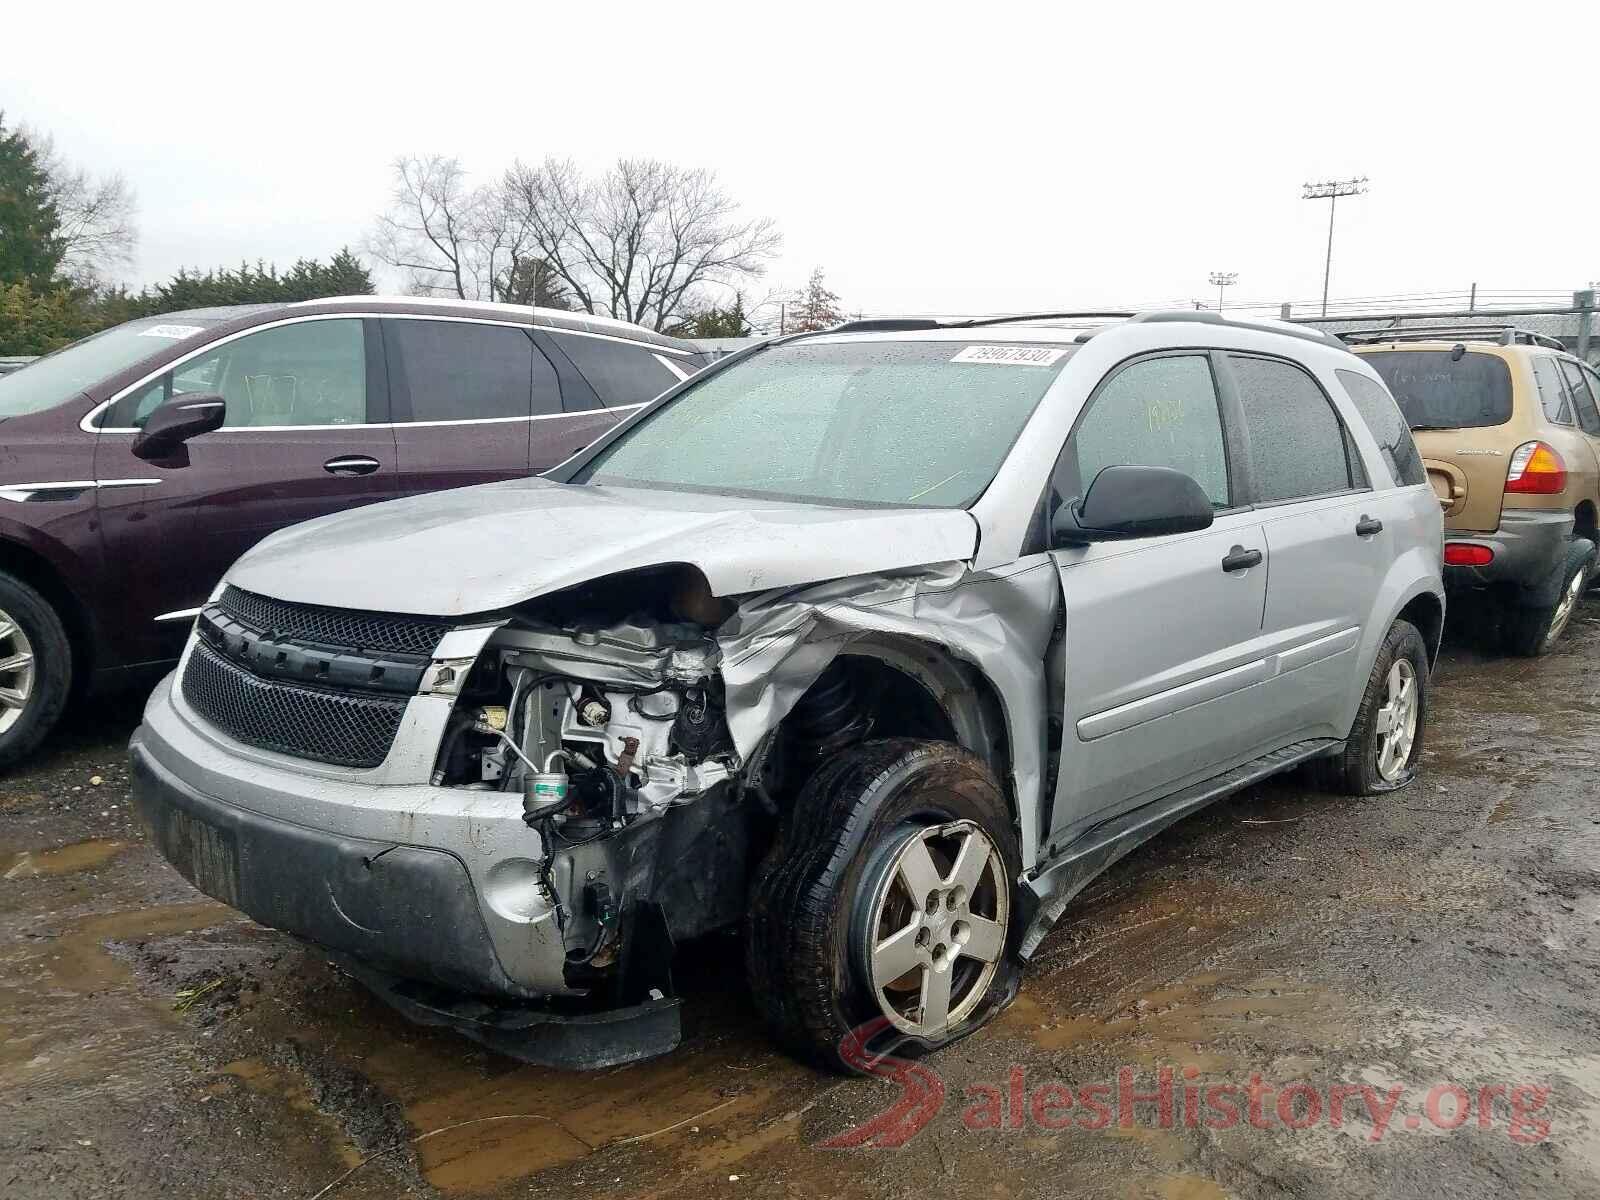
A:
28,128,137,287
369,154,576,306
367,154,484,299
501,157,780,330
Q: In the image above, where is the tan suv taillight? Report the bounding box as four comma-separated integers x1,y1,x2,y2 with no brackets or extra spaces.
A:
1504,441,1567,495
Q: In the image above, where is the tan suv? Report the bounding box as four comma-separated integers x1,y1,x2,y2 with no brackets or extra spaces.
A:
1353,327,1599,655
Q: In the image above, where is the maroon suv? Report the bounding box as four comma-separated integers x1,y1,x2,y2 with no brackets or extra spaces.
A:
0,297,707,766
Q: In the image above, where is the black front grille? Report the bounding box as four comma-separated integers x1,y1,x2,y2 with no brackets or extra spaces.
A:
182,639,408,769
218,586,449,658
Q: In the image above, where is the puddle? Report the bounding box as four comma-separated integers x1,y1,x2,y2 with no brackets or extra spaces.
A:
0,900,237,1093
3,838,128,880
221,1059,365,1169
385,1046,819,1193
1147,1174,1232,1200
998,972,1337,1075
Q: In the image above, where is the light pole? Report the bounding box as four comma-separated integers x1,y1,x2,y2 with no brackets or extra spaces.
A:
1208,271,1238,313
1302,177,1368,317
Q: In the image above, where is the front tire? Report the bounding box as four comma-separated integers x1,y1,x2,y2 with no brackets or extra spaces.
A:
745,739,1020,1072
0,572,72,771
1321,618,1429,796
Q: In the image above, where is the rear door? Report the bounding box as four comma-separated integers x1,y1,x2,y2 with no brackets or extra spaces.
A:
92,315,396,665
1048,352,1270,841
383,316,552,494
1225,353,1384,745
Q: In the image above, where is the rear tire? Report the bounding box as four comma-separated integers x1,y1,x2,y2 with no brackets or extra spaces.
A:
1320,619,1429,796
1502,538,1594,657
0,571,72,771
745,739,1020,1073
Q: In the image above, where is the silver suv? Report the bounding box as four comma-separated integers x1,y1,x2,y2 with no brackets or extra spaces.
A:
131,312,1445,1072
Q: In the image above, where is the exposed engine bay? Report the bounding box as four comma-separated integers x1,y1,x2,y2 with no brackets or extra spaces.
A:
428,568,796,1000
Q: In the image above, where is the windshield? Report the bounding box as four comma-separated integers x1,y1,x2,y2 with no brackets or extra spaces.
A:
0,318,218,420
1363,349,1513,430
577,339,1075,507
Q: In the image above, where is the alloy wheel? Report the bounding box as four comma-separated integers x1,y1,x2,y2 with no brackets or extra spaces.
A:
1543,562,1588,651
862,820,1009,1038
0,607,35,736
1373,658,1419,782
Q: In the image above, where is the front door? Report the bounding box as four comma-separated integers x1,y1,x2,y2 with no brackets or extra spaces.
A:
93,316,397,667
1046,352,1270,846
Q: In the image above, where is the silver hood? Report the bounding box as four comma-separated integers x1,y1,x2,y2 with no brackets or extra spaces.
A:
225,477,979,615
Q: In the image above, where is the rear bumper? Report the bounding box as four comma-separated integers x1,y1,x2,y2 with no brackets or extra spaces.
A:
1444,508,1572,591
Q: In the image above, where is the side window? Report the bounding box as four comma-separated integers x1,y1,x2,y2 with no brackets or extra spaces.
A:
106,319,368,429
1557,359,1600,436
1532,357,1575,424
1059,354,1230,512
1581,364,1600,430
553,333,680,407
1229,355,1357,503
1336,369,1426,487
387,320,557,421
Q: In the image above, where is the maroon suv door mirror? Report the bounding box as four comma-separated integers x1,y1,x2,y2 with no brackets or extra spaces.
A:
131,394,227,460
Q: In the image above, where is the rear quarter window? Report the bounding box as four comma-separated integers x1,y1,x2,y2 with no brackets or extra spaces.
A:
552,334,681,407
1336,369,1427,487
1363,350,1512,430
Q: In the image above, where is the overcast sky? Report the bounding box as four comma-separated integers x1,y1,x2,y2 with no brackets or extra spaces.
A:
6,1,1597,319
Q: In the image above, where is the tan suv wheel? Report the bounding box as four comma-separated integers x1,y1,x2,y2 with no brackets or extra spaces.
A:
1502,539,1595,657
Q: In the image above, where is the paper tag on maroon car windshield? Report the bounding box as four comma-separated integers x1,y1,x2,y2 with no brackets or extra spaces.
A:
139,324,206,339
950,345,1068,366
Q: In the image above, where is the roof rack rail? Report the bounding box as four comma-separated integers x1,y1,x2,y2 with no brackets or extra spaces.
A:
1339,325,1566,351
829,318,946,332
1126,310,1344,347
830,311,1133,334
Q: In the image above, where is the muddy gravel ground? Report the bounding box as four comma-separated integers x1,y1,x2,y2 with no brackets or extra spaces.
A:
4,600,1600,1200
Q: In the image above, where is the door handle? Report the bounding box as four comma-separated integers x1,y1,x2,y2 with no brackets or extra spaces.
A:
1355,515,1384,537
323,456,381,477
1221,546,1263,573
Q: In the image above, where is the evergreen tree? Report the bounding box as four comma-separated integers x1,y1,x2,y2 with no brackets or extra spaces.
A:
0,113,66,288
787,268,843,332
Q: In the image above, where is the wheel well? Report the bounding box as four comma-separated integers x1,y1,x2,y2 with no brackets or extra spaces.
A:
811,642,1016,817
1397,592,1444,667
1575,500,1598,546
0,540,91,684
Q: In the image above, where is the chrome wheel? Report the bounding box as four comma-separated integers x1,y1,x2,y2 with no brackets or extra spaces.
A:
1373,658,1419,782
0,607,35,736
1543,561,1588,650
863,820,1009,1039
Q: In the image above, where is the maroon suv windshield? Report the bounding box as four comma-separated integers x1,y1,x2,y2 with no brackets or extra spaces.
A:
0,318,218,419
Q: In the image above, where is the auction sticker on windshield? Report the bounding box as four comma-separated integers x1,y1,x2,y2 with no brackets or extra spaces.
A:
951,345,1068,366
139,324,206,340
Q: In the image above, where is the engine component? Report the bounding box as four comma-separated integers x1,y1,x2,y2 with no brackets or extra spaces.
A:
578,696,612,728
524,751,572,825
670,688,730,760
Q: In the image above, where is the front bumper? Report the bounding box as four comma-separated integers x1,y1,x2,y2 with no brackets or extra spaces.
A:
130,729,526,997
130,675,684,1067
1443,508,1573,591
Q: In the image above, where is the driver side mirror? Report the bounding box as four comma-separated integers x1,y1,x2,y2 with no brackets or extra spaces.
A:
131,394,226,460
1052,464,1215,546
